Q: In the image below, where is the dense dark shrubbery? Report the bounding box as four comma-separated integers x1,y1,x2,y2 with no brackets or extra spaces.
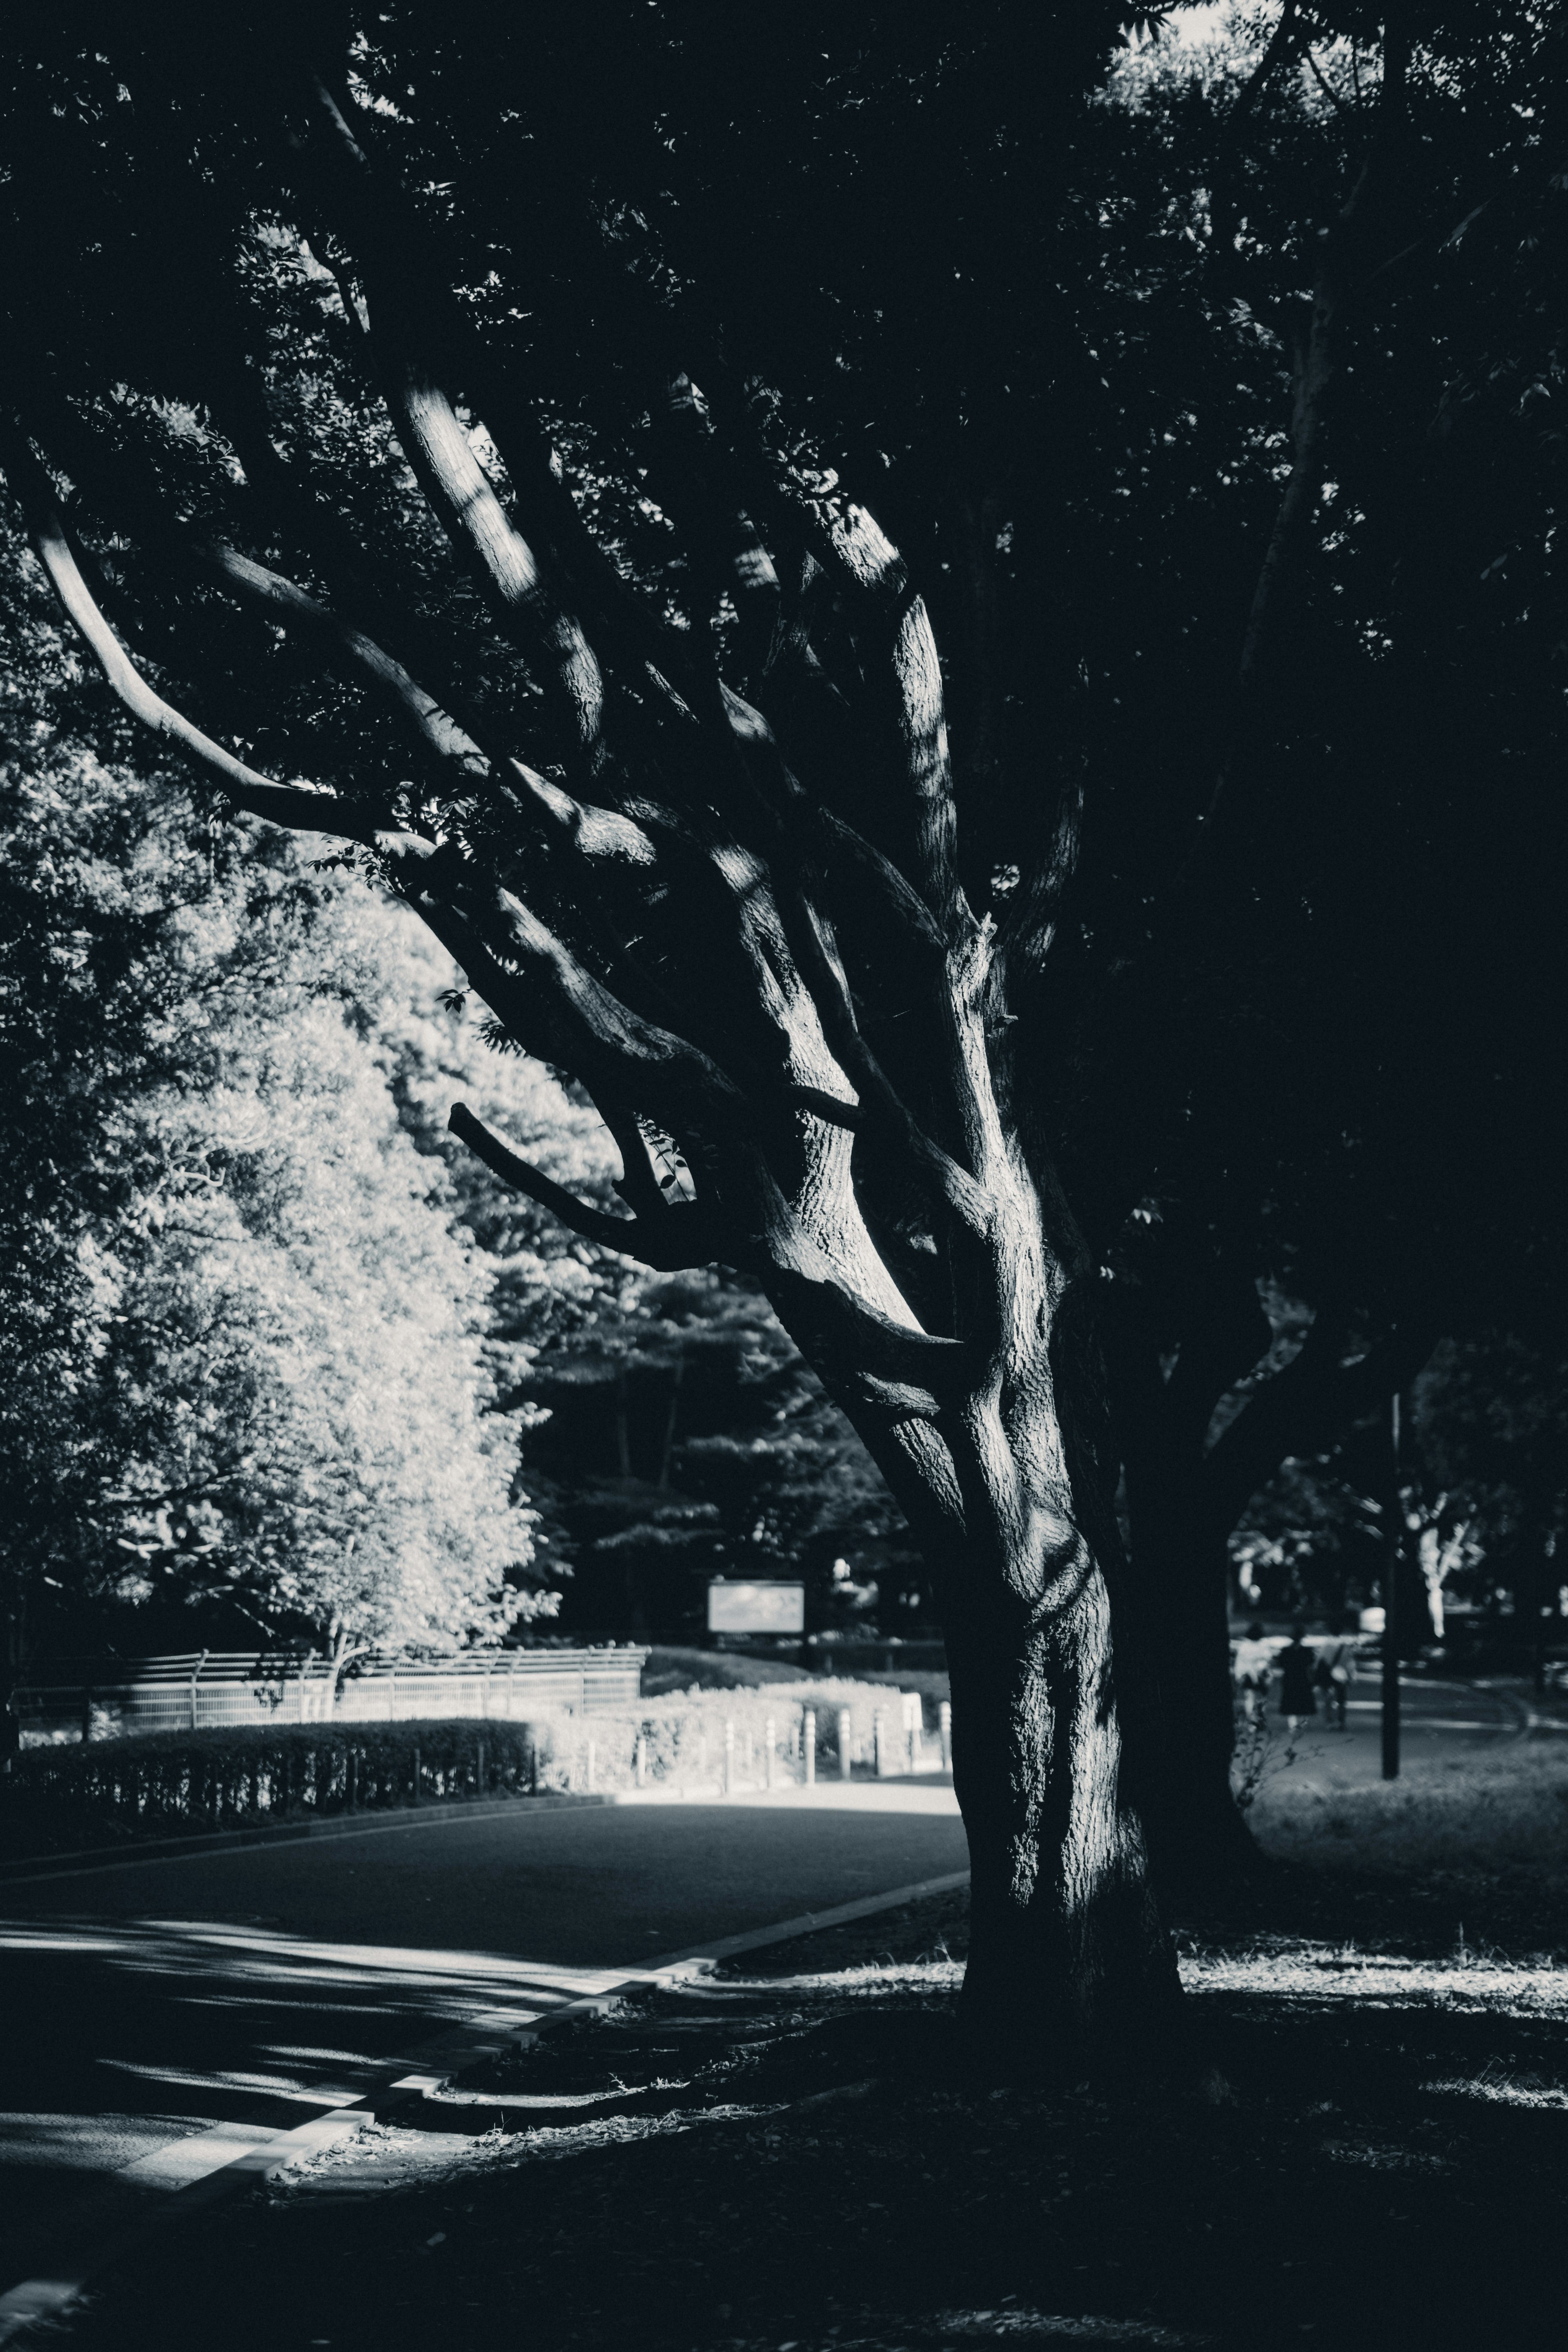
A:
0,1716,553,1860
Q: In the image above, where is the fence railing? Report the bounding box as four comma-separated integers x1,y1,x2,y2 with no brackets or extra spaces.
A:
14,1647,649,1743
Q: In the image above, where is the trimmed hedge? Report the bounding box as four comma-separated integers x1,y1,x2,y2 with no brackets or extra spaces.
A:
0,1673,941,1858
0,1715,552,1860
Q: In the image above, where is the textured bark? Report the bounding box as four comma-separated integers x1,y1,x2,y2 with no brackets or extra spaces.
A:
0,61,1183,2068
943,1512,1179,2064
790,1159,1179,2061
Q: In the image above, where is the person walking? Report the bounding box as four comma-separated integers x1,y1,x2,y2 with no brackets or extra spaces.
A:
1276,1623,1318,1737
1316,1617,1357,1730
1234,1620,1273,1719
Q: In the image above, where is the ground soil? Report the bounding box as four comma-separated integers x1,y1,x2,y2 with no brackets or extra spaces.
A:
45,1757,1568,2352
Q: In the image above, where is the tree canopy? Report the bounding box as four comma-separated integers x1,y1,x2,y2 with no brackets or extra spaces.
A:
0,509,562,1682
4,0,1566,2027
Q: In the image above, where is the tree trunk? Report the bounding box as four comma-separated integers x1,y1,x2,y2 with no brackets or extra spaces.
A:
785,1218,1181,2073
1122,1490,1259,1890
2,126,1183,2070
941,1543,1179,2071
1113,1297,1267,1893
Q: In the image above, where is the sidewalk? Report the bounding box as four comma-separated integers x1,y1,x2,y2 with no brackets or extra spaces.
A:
1238,1674,1524,1795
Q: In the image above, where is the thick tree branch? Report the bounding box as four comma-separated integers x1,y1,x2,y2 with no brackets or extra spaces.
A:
776,481,974,943
995,770,1084,988
447,1101,715,1270
1206,0,1307,306
0,426,375,841
787,895,994,1234
1198,1311,1439,1538
295,70,702,713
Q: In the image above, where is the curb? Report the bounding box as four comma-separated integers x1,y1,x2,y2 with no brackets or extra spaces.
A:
0,1866,971,2342
360,1866,975,2139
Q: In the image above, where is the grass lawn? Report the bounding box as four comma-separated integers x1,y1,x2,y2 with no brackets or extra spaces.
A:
47,1740,1568,2352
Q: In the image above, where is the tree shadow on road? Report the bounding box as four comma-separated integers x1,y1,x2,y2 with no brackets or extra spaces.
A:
45,1858,1568,2352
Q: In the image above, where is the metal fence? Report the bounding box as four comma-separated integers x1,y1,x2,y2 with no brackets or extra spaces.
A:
15,1647,649,1743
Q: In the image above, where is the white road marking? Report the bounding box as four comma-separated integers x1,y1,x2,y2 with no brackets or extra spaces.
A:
0,1865,971,2341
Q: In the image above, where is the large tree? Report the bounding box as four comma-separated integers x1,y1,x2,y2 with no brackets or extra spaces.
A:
3,2,1565,2061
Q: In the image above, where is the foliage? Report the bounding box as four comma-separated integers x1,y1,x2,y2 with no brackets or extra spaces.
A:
0,512,559,1678
1230,1332,1568,1630
2,5,1563,1521
0,1713,544,1856
517,1267,909,1636
0,1672,931,1854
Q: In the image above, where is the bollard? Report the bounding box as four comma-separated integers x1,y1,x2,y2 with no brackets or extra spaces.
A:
586,1736,597,1793
873,1706,890,1778
765,1716,777,1790
803,1707,816,1786
411,1743,421,1804
837,1706,853,1780
938,1699,952,1770
635,1731,648,1788
724,1716,735,1796
476,1737,486,1797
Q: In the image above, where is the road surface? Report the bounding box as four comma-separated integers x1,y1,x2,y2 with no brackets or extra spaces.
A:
0,1782,967,2301
0,1675,1535,2312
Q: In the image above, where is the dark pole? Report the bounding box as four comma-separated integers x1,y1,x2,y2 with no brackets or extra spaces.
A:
1382,1391,1402,1781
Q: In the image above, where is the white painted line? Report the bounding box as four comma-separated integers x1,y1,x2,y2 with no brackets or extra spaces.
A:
0,1861,973,2338
0,2281,83,2346
646,1866,973,1970
612,1782,960,1813
115,2117,293,2190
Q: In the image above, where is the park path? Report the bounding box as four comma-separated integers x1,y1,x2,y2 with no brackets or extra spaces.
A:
0,1782,966,2315
1241,1670,1528,1791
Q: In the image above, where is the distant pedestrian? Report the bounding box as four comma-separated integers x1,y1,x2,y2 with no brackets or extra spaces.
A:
1316,1617,1357,1731
1276,1623,1317,1735
1234,1621,1272,1718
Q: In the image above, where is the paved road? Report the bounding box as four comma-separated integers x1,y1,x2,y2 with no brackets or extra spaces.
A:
0,1676,1532,2307
0,1783,967,2296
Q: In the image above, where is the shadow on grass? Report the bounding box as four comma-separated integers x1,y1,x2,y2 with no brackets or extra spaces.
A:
47,1900,1568,2352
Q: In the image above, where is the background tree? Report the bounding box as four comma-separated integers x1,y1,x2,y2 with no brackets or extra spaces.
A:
518,1266,909,1639
0,509,562,1726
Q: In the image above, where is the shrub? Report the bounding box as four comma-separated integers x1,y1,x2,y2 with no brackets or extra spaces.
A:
0,1715,552,1860
0,1673,940,1856
545,1679,932,1791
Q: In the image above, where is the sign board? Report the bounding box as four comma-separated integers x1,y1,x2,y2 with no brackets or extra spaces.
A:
707,1580,806,1635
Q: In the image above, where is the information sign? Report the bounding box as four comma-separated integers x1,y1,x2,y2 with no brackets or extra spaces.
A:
707,1579,806,1634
